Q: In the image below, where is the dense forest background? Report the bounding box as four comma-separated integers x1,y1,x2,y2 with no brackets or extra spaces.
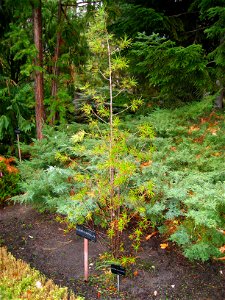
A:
1,0,224,145
0,0,224,262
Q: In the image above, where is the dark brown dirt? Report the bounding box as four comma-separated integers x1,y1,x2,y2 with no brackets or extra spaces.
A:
0,204,224,300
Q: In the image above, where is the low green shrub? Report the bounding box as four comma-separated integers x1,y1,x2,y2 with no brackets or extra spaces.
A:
141,98,225,261
0,247,83,299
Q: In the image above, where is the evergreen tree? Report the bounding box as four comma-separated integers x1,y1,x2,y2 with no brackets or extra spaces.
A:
0,0,35,152
107,0,225,106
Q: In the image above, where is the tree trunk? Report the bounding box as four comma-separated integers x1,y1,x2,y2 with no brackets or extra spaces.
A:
50,0,62,125
33,0,44,140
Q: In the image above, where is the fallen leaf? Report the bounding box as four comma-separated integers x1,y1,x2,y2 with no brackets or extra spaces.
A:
160,243,168,249
97,291,101,298
193,135,205,143
219,245,225,253
141,161,152,168
188,190,195,196
145,231,157,240
170,146,177,151
207,127,218,135
133,270,138,276
70,189,75,196
188,125,200,134
215,256,225,261
212,152,222,157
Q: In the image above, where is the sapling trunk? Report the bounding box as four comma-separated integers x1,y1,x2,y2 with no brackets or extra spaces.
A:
107,35,114,219
107,33,120,257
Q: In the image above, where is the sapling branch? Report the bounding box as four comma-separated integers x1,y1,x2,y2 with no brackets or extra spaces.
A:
99,70,109,81
114,104,132,116
112,88,126,99
92,110,108,124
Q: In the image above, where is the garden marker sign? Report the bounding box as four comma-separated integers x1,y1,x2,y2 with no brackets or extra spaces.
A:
14,128,21,162
111,264,126,292
76,225,96,281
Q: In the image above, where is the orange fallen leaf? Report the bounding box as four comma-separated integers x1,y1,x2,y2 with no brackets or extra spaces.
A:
214,256,225,261
170,146,177,151
160,243,168,249
212,152,222,157
141,161,152,168
188,125,200,134
133,270,138,276
97,291,101,298
145,231,157,240
207,127,218,135
188,190,195,196
193,135,205,143
6,165,18,173
70,189,75,196
219,245,225,253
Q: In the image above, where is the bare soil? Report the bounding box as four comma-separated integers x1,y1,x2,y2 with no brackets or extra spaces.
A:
0,204,224,299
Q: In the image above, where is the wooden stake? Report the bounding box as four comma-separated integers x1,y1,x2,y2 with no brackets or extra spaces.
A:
84,238,88,281
117,274,120,292
17,134,22,162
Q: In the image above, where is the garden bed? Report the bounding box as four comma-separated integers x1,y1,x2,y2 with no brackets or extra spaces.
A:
0,204,224,299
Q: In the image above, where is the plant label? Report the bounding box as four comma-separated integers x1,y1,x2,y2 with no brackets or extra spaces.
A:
76,225,96,242
111,264,126,276
14,128,21,135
